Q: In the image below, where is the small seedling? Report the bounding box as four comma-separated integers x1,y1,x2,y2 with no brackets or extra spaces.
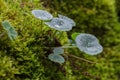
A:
31,9,103,64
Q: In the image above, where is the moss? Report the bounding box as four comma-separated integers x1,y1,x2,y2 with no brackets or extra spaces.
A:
0,0,68,79
0,0,6,10
0,52,19,80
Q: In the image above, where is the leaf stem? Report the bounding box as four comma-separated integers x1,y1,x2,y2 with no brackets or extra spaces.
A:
61,45,77,48
65,53,97,64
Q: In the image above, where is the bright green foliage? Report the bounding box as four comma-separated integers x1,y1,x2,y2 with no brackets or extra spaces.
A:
71,32,80,40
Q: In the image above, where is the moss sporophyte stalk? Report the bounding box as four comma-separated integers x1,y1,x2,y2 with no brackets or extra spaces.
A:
31,9,103,64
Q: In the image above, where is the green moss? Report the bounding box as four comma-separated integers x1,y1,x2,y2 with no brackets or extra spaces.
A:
0,0,68,79
0,52,19,80
0,0,6,10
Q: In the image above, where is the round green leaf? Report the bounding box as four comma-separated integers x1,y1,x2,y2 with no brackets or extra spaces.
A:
48,54,65,64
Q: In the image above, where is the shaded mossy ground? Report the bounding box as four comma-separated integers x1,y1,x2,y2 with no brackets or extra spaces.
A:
0,0,120,80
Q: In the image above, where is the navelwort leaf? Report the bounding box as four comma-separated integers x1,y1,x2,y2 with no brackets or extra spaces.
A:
48,53,65,64
58,14,76,27
45,18,72,31
31,10,53,20
75,33,103,55
53,47,64,54
83,44,103,55
2,21,18,40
